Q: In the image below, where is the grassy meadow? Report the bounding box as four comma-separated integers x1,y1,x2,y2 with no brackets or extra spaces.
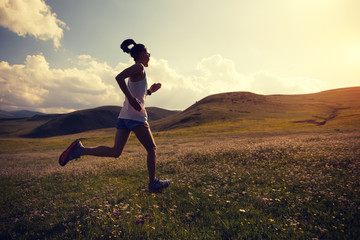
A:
1,123,359,240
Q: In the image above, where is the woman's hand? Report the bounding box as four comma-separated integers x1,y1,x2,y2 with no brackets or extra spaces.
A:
149,83,162,94
129,97,142,111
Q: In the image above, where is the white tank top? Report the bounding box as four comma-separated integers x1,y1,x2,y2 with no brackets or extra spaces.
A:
118,74,148,122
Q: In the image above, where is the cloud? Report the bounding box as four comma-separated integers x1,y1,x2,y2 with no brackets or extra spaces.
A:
0,0,68,48
145,58,201,110
0,54,122,112
145,55,248,110
195,55,249,93
146,55,325,110
0,53,325,113
250,72,325,95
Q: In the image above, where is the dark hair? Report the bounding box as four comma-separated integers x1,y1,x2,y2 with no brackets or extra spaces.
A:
120,39,146,60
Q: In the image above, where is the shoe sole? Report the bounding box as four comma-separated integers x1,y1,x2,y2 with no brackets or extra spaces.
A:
59,140,79,166
149,188,164,193
148,182,170,193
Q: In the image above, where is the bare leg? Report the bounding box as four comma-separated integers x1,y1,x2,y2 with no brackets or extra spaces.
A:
82,129,131,158
133,125,156,183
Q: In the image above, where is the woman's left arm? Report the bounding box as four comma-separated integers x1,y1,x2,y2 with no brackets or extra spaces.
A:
148,83,162,95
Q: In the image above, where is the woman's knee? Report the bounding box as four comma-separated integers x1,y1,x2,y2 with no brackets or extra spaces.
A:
112,148,123,158
147,145,157,155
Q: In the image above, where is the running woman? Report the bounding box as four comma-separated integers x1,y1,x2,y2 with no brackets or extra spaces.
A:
59,39,170,193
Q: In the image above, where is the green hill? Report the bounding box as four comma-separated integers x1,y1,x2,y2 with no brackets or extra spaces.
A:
0,110,44,118
151,87,360,132
0,106,178,138
1,87,358,138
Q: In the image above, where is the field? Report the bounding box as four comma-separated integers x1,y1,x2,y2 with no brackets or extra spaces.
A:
1,125,359,239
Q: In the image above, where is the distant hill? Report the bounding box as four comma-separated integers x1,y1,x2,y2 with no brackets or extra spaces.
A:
0,110,44,118
151,87,360,131
22,106,179,138
0,106,179,138
1,87,359,138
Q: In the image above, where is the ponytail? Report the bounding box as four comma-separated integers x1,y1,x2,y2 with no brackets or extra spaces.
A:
120,39,136,54
120,39,146,60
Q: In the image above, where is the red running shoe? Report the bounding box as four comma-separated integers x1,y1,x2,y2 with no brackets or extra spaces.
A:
148,178,171,193
59,139,82,166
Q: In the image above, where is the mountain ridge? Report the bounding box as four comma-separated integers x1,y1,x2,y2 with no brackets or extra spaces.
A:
0,110,44,119
0,106,179,138
151,86,360,131
0,87,359,138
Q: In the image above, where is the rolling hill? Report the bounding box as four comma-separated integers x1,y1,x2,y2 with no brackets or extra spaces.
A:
0,106,179,138
151,87,360,132
1,87,359,138
0,110,44,118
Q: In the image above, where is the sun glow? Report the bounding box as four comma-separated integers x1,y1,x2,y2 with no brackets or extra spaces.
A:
349,45,360,63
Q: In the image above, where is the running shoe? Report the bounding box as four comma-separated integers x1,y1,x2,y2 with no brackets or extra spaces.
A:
59,139,84,166
148,178,171,193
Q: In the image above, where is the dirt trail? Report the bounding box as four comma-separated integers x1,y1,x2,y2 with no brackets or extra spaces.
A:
293,107,349,126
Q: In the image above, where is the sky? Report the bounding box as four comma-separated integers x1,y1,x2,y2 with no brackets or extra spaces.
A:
0,0,359,113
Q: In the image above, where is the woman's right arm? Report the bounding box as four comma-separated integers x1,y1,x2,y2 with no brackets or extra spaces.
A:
115,64,143,111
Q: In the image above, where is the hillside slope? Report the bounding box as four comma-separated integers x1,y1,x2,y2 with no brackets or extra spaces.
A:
151,87,360,131
1,87,358,138
0,106,178,138
0,110,44,118
22,106,179,138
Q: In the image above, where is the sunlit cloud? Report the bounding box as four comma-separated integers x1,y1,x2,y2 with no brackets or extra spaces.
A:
0,54,121,112
195,55,248,93
0,53,325,113
0,0,68,48
146,55,324,109
250,72,325,95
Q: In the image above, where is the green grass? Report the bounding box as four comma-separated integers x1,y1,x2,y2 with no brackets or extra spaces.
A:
1,129,359,239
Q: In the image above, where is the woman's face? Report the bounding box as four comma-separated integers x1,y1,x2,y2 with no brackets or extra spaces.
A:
139,49,150,67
